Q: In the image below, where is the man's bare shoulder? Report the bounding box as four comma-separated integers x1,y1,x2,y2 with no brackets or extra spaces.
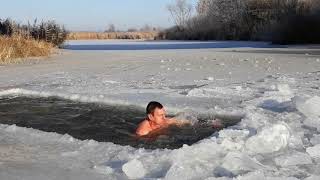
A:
138,120,150,127
136,120,151,136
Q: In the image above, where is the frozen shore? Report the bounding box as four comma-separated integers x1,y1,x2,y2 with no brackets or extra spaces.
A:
0,40,320,179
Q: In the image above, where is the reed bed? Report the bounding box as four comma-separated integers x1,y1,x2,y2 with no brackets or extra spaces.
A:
0,18,66,64
0,19,68,47
0,35,53,64
67,31,158,40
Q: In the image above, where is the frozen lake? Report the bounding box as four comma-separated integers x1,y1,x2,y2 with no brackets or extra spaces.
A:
0,40,320,179
63,40,281,50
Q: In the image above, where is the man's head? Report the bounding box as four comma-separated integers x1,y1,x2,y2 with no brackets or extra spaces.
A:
146,101,166,124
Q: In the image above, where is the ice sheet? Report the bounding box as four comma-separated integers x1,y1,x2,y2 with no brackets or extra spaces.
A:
1,41,320,179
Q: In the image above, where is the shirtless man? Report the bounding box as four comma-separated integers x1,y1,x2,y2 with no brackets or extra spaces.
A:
136,101,189,136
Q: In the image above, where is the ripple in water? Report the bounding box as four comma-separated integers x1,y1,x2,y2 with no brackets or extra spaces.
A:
0,96,242,149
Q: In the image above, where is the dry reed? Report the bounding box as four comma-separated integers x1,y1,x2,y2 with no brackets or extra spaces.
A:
0,35,53,64
1,18,68,47
67,31,158,40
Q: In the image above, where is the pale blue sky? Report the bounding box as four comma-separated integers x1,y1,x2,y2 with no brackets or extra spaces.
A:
2,0,198,31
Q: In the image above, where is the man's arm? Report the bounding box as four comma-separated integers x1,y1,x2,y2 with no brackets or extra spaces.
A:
136,128,149,136
167,118,191,126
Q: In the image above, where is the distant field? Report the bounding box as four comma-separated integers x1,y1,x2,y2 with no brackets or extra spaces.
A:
67,31,159,40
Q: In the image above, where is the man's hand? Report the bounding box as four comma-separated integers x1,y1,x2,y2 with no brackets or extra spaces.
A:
211,119,223,129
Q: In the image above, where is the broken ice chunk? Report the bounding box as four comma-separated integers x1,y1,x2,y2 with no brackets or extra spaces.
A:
245,123,290,154
274,152,312,167
122,159,146,179
205,77,214,81
295,96,320,131
221,152,264,175
306,144,320,160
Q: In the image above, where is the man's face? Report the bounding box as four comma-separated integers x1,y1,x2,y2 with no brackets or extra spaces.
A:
148,107,166,124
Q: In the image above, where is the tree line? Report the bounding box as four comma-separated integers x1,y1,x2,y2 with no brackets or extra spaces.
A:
161,0,320,44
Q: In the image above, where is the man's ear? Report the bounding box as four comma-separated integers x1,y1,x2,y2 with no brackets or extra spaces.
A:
148,114,153,121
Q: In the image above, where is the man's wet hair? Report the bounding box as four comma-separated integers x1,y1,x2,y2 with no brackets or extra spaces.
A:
146,101,163,115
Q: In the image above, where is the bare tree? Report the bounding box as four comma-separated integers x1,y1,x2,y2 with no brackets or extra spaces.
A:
167,0,193,29
197,0,212,15
203,0,244,22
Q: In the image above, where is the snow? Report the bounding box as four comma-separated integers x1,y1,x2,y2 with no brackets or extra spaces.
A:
305,176,320,180
122,159,146,179
220,152,265,175
164,141,223,180
245,123,291,154
296,96,320,131
205,77,214,81
306,144,320,160
277,84,293,95
310,134,320,145
274,151,313,167
237,171,300,180
0,40,320,179
219,129,249,151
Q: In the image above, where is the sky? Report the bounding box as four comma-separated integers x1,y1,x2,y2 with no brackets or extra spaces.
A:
2,0,198,31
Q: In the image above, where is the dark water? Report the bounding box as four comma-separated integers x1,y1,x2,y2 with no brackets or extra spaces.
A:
0,96,242,149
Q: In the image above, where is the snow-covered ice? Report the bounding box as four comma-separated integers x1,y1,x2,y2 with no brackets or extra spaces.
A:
274,151,313,167
296,96,320,131
0,40,320,179
221,152,266,175
306,144,320,160
245,123,291,154
122,159,146,179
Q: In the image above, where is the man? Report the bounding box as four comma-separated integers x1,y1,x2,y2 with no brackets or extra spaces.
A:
136,101,190,136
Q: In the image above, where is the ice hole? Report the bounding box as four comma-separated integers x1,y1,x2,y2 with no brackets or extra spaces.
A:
0,95,243,149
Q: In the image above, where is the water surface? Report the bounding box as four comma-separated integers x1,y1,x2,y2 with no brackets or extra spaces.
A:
0,95,242,149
